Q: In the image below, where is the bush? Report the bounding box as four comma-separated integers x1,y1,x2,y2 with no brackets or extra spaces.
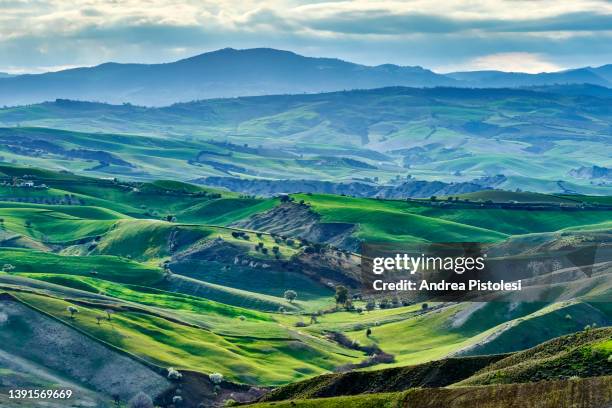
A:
209,372,224,384
128,392,153,408
167,367,182,380
2,263,15,272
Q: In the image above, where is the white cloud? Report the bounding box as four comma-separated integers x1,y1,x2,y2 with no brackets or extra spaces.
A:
439,52,564,73
0,0,611,71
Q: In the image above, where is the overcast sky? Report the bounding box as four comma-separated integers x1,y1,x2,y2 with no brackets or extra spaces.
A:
1,0,611,74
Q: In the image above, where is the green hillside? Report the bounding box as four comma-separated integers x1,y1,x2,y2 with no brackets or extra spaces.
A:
0,165,609,407
1,86,612,194
248,329,612,408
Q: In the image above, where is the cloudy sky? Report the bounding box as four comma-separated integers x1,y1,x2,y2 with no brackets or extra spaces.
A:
1,0,611,74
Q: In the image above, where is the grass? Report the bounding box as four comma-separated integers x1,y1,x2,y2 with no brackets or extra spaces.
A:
0,164,610,393
177,197,278,225
459,327,612,385
292,193,612,242
14,291,365,385
247,392,405,408
292,194,507,243
0,207,116,243
15,273,270,321
0,248,163,285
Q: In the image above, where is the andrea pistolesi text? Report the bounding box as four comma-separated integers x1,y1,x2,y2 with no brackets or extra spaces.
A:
369,253,522,293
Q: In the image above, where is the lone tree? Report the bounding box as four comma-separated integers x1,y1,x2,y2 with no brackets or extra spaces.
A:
335,285,349,306
128,392,153,408
105,309,114,321
366,328,372,337
67,306,78,319
421,303,429,311
284,289,297,303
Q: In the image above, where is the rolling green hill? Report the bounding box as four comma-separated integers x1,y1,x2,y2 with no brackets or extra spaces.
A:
247,329,612,408
0,166,609,407
1,86,611,194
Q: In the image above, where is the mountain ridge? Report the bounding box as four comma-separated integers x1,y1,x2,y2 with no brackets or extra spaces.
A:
0,47,610,106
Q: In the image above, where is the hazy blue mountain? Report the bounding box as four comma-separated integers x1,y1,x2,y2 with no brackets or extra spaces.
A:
0,48,457,106
591,64,612,82
446,67,611,88
2,47,611,107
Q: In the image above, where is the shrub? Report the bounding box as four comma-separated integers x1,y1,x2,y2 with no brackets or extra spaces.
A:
128,392,153,408
2,263,15,272
209,372,224,385
167,367,182,380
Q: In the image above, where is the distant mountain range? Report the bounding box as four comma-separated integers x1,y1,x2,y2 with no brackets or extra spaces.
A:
0,47,611,106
